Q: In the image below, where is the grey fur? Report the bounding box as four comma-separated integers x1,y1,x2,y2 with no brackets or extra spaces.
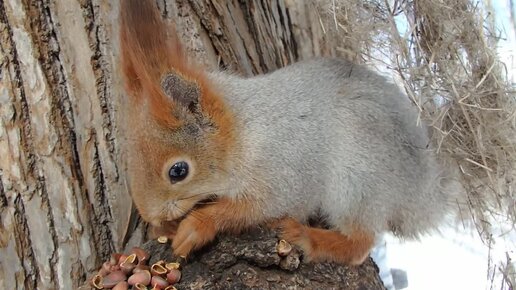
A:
207,58,460,241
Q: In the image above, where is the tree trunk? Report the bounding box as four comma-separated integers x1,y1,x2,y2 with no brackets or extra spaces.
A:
0,1,384,289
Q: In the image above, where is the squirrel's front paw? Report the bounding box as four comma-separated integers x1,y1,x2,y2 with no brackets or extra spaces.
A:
172,214,217,259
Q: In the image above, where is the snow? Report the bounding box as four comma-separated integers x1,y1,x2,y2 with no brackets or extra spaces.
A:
383,228,491,290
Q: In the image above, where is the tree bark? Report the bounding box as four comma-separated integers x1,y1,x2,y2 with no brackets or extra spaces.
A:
79,227,385,290
0,1,383,289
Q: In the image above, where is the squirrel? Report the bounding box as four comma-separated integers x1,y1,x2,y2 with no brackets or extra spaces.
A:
119,0,460,266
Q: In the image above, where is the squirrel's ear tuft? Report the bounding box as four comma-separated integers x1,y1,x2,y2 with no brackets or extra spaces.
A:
161,73,201,112
119,0,234,134
119,0,187,127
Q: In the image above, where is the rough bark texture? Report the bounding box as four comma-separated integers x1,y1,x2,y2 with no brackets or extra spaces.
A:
165,228,385,290
0,0,381,289
79,227,386,290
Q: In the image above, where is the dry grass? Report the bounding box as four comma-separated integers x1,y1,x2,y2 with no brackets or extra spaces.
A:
312,0,515,287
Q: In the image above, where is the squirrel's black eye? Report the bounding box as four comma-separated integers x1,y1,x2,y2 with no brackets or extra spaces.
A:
168,161,189,183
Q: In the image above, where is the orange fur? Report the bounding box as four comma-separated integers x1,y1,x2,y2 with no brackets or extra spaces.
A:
273,218,375,265
119,0,238,227
119,0,178,127
172,197,265,259
119,0,235,142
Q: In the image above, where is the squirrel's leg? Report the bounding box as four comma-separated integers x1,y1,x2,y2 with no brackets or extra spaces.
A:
274,217,375,265
172,196,265,259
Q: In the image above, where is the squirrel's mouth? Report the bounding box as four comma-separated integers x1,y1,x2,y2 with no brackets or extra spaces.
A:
163,195,218,223
182,195,218,217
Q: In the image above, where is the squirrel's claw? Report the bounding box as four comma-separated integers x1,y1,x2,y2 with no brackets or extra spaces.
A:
272,218,314,262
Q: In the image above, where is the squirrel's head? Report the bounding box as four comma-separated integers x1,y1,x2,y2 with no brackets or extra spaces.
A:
119,0,235,227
